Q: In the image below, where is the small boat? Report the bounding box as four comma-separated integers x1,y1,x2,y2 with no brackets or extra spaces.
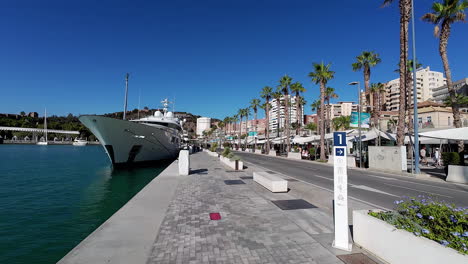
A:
73,139,88,146
37,109,48,145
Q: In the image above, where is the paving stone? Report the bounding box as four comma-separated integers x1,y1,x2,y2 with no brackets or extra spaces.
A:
146,152,343,264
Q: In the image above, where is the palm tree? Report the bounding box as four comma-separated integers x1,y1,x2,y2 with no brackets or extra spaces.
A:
237,109,244,150
352,51,382,108
383,0,412,146
260,102,272,151
332,116,351,131
260,86,273,153
309,62,335,161
243,107,251,150
297,96,307,135
422,0,468,152
324,87,338,132
250,98,261,152
290,82,306,135
223,117,230,136
279,75,293,152
311,99,321,134
233,114,239,149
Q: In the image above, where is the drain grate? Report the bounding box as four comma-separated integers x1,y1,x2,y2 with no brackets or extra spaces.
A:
224,180,246,185
240,176,253,180
271,199,317,210
266,171,276,174
337,253,377,264
225,170,242,173
286,178,298,182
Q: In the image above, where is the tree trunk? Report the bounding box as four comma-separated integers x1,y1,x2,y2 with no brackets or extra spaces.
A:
238,116,242,150
254,110,257,152
244,113,249,150
296,93,300,135
396,0,410,147
320,83,326,161
439,21,463,152
266,101,270,153
276,99,281,138
284,94,291,152
373,91,379,128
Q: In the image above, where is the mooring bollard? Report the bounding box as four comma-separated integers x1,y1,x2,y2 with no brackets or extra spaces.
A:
178,150,190,175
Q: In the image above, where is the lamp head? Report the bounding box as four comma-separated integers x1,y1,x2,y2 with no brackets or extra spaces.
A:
348,82,359,86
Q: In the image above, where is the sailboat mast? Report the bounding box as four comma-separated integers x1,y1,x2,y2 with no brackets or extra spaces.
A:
44,108,47,141
123,73,130,120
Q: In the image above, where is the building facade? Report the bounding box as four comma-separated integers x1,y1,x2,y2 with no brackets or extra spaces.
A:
328,101,358,119
410,101,468,130
432,78,468,103
385,66,446,111
268,95,304,131
196,117,211,136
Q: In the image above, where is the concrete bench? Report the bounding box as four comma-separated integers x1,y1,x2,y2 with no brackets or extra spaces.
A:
253,171,288,193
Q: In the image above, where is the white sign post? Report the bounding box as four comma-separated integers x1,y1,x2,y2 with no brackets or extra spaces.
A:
332,132,352,251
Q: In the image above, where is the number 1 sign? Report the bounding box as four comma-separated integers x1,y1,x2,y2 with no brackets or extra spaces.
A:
332,132,352,251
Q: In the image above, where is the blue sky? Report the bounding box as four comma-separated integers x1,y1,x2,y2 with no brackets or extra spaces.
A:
1,0,467,119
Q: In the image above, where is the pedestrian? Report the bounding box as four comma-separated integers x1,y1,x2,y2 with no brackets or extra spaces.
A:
434,148,441,168
420,146,427,165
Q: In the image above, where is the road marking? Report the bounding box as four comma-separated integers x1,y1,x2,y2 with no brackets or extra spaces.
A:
242,161,391,211
313,174,333,181
370,175,468,194
381,182,453,198
349,184,399,197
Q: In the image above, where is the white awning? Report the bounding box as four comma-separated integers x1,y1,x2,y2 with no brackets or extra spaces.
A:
419,127,468,141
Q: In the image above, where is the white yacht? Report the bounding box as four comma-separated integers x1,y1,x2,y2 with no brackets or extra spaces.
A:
79,99,182,166
72,138,88,146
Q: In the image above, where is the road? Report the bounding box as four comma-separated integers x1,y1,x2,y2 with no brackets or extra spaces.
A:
235,151,468,210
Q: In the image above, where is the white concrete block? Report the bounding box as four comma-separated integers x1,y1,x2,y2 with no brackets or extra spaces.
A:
220,156,243,170
253,171,288,193
353,210,468,264
368,146,407,172
178,150,190,175
447,165,468,184
268,150,277,156
288,152,302,160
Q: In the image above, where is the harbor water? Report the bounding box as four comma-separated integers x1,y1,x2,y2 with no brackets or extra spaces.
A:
0,144,171,264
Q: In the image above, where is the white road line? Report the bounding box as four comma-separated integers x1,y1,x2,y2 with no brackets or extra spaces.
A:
313,174,333,181
370,175,468,194
381,182,453,198
349,184,400,197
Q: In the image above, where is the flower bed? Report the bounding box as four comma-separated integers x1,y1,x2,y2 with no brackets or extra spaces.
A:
369,196,467,255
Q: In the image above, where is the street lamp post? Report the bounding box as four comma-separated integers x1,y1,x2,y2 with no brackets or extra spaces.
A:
411,0,420,174
349,82,363,168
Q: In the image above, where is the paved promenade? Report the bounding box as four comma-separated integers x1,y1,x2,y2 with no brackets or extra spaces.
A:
146,152,376,264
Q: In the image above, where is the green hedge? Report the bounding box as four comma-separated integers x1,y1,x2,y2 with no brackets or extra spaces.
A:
442,152,461,166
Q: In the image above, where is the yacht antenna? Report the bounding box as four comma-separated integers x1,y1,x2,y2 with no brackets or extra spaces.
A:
123,73,129,120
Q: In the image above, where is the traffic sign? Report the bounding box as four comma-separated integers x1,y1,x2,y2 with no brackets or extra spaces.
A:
333,132,346,146
335,147,345,156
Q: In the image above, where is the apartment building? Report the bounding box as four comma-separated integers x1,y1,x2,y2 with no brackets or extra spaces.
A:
268,95,304,131
385,66,446,111
432,78,468,103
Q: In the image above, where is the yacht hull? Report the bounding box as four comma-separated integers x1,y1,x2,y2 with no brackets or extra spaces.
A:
79,116,180,166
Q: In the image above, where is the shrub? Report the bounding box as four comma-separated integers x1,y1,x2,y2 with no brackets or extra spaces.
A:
308,147,315,156
293,145,299,152
442,152,461,166
369,196,468,254
230,155,241,161
222,147,231,157
209,143,218,152
227,152,234,159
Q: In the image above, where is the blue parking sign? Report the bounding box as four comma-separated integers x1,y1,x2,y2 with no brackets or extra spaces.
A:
333,132,346,146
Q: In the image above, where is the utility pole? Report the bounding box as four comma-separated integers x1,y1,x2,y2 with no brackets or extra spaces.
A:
123,73,129,120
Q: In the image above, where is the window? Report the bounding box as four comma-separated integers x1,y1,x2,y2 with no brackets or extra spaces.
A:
418,117,423,124
427,116,432,123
